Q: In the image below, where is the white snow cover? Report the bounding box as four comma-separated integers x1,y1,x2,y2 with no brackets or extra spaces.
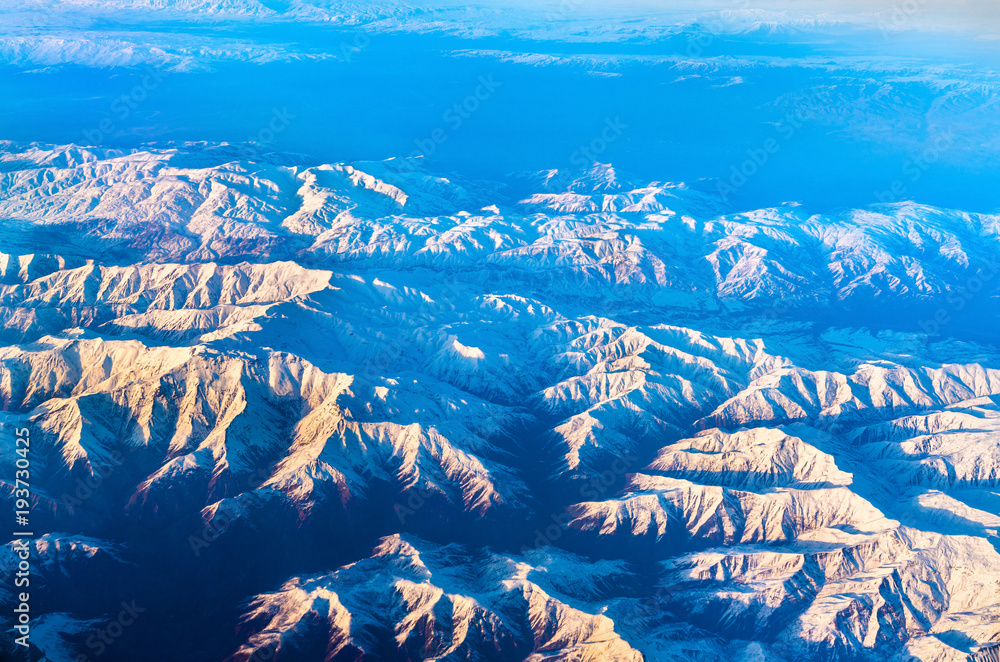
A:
1,141,999,661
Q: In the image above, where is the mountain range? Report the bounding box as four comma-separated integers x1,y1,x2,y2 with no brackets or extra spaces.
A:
1,140,999,661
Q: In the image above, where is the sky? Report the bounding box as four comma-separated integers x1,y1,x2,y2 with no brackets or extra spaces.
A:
531,0,1000,36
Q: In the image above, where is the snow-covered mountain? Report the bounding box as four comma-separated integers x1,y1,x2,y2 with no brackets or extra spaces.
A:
1,140,1000,661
